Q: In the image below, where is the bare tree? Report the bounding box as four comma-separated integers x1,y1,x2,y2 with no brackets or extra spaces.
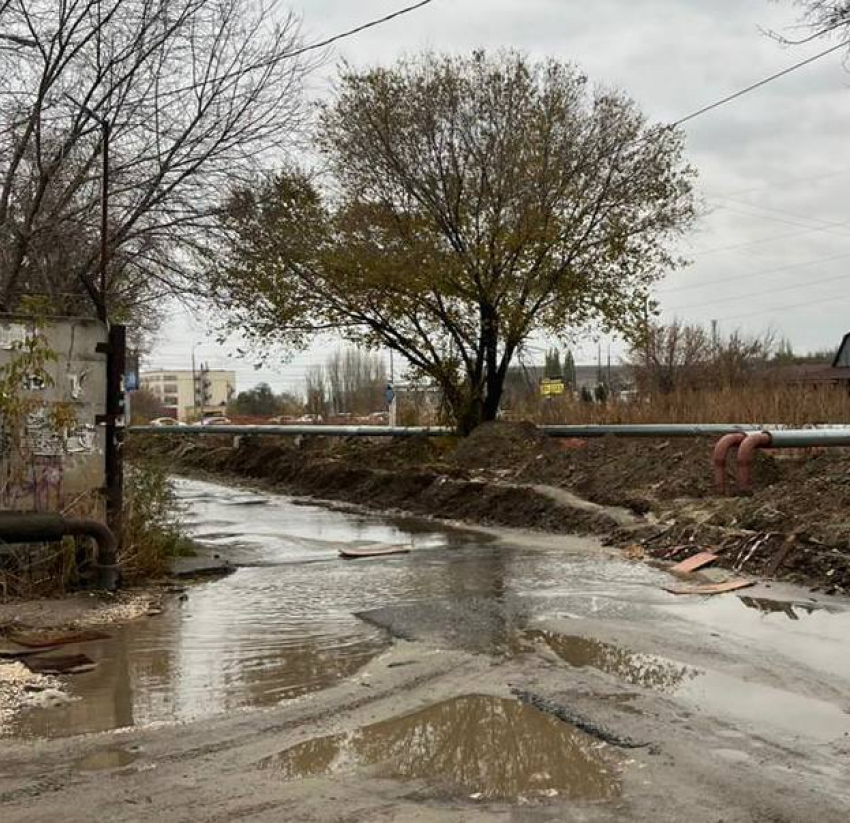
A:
325,348,387,416
0,0,310,322
628,320,776,394
303,365,327,419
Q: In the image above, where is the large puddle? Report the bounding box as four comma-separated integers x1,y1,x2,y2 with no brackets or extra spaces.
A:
7,477,670,738
531,630,850,743
259,694,621,802
7,476,850,745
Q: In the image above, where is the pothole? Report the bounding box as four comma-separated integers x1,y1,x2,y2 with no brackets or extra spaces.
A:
76,747,140,772
259,694,621,802
526,630,697,692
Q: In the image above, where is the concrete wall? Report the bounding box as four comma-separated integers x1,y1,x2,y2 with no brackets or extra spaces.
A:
0,316,107,518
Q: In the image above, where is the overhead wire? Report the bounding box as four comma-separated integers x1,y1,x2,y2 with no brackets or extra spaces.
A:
661,249,850,294
670,38,849,128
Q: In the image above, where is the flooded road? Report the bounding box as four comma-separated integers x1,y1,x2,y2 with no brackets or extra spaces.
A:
4,476,850,821
10,476,850,749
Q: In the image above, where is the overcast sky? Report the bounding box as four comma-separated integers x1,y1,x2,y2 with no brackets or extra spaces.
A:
148,0,850,393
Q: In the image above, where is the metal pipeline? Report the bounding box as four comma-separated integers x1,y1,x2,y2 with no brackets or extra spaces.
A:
0,513,118,590
734,428,850,492
130,424,454,437
713,432,747,493
131,423,764,439
539,424,762,438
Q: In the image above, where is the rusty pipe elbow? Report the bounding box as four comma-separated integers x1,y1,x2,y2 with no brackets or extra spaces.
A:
736,432,772,493
63,518,119,590
713,433,747,493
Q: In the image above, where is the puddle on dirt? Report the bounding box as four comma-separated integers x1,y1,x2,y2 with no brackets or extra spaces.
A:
259,695,620,802
76,748,140,772
9,478,670,739
527,630,697,692
12,476,850,744
534,630,850,743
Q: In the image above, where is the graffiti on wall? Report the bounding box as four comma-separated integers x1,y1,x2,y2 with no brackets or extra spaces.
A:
0,317,107,515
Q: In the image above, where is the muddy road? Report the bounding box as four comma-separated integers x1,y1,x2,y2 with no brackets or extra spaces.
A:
2,477,849,822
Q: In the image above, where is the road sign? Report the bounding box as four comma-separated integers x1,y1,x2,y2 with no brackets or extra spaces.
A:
539,377,566,397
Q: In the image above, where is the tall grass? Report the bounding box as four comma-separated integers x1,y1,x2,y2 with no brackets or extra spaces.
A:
120,460,195,581
505,384,850,427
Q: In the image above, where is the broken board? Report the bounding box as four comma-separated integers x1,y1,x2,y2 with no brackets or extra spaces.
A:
8,629,110,648
664,579,755,596
669,552,718,575
339,545,411,559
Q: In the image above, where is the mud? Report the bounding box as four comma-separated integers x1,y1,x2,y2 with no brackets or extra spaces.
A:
133,422,850,591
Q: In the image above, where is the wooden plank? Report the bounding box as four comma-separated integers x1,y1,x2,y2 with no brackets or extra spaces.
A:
669,552,718,575
8,629,110,648
664,579,755,596
339,545,411,559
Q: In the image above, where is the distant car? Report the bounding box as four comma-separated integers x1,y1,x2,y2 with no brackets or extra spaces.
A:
150,417,182,427
296,414,323,423
200,416,231,426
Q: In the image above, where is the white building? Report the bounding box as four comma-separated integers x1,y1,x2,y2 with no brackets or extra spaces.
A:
140,369,236,421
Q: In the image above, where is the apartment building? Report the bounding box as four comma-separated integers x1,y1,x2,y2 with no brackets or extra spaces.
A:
140,368,236,421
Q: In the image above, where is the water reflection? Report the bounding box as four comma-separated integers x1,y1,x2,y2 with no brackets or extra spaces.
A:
532,630,850,743
738,596,818,621
260,695,621,801
76,747,139,772
527,631,696,693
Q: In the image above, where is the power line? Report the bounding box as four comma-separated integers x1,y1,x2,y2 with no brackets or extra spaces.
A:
709,196,850,232
153,1,437,99
712,291,842,323
704,166,850,200
710,203,850,239
671,39,849,128
661,249,850,294
687,216,850,257
282,0,435,60
667,269,850,312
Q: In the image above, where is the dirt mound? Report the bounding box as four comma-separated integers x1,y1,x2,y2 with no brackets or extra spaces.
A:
451,421,557,471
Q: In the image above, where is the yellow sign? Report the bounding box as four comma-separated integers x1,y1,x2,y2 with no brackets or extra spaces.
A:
540,378,566,397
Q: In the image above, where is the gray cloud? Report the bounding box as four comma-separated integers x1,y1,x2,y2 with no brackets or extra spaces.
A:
151,0,850,388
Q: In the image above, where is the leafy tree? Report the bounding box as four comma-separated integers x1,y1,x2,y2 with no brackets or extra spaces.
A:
214,51,696,433
564,349,577,388
230,383,285,416
544,348,563,378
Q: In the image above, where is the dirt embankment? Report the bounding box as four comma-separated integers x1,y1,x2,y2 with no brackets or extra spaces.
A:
134,423,850,593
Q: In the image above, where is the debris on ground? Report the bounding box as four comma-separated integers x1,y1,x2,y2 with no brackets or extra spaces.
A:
0,660,67,733
664,579,755,596
23,653,96,675
8,629,110,648
669,552,718,575
133,422,850,591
